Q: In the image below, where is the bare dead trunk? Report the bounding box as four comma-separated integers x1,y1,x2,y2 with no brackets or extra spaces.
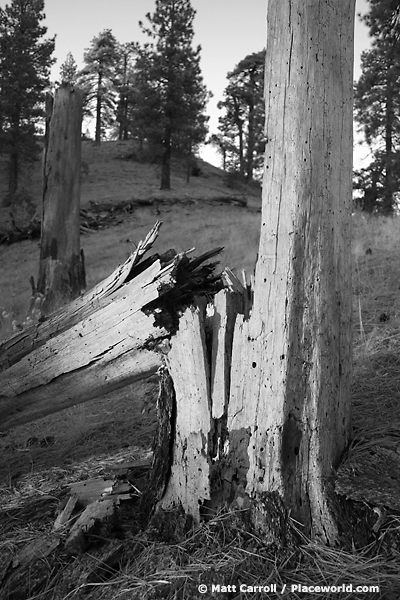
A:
147,0,355,546
226,0,355,542
37,84,86,315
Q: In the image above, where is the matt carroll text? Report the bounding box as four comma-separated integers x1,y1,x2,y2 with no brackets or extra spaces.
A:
211,584,278,593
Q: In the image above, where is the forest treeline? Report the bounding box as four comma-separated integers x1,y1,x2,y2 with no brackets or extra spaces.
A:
1,0,399,211
354,1,400,214
0,0,266,200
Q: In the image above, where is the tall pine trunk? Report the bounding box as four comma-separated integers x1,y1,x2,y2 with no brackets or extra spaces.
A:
246,94,255,182
8,117,20,197
95,72,102,146
233,97,245,177
161,124,171,190
8,150,19,197
384,68,394,214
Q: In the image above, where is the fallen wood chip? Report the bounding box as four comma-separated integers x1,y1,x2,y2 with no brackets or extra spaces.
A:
12,535,60,568
65,498,115,555
53,494,79,531
67,479,115,506
109,456,152,476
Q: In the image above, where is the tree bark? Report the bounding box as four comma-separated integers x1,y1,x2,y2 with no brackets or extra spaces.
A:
161,124,171,190
0,224,222,432
246,92,255,182
384,66,394,214
8,149,19,197
8,112,21,197
149,0,355,545
226,0,355,543
233,96,245,177
95,72,102,145
37,84,86,315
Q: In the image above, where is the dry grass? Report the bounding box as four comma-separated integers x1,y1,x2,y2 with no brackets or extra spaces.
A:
0,141,261,332
2,157,400,597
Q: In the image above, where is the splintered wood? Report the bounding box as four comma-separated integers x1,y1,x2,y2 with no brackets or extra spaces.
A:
161,303,211,521
0,222,223,432
153,285,247,523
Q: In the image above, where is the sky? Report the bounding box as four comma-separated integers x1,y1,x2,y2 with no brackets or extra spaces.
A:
0,0,373,167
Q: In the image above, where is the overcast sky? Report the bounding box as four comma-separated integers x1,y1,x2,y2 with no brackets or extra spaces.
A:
1,0,372,166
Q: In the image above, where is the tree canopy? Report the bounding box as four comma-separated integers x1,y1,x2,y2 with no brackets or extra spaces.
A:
354,0,400,213
216,50,265,181
78,29,119,145
59,52,78,85
135,0,209,189
0,0,55,200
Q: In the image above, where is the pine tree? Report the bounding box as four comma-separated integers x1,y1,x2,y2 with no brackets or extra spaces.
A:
136,0,209,189
217,50,265,181
354,0,400,213
0,0,55,200
60,52,78,85
114,42,138,141
78,29,119,145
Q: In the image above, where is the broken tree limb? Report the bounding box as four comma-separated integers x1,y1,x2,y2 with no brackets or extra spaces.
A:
0,223,223,432
0,221,164,372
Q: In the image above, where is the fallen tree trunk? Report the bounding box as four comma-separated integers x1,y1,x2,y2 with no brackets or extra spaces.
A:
0,223,222,432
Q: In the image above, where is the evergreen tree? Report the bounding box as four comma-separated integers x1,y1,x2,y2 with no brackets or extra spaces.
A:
354,0,400,213
60,52,78,85
217,50,265,181
78,29,119,145
0,0,55,199
114,42,138,141
136,0,209,190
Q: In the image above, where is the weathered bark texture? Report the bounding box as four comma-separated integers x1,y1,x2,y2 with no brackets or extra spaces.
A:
38,84,86,315
150,0,355,544
228,0,355,543
160,302,212,520
0,223,222,432
153,283,247,524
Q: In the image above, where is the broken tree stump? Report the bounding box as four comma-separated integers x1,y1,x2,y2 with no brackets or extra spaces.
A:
0,222,223,432
145,277,250,524
38,84,86,314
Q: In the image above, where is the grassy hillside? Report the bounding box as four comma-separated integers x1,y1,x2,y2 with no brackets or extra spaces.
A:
0,141,262,326
3,144,400,597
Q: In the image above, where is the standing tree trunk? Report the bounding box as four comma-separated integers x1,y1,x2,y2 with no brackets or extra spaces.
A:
384,66,394,214
95,72,102,146
227,0,355,542
8,148,19,197
148,0,355,547
37,84,86,315
246,93,255,182
8,116,20,198
161,124,172,190
233,96,245,177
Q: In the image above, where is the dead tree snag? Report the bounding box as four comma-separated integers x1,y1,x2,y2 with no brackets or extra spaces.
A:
37,84,86,315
